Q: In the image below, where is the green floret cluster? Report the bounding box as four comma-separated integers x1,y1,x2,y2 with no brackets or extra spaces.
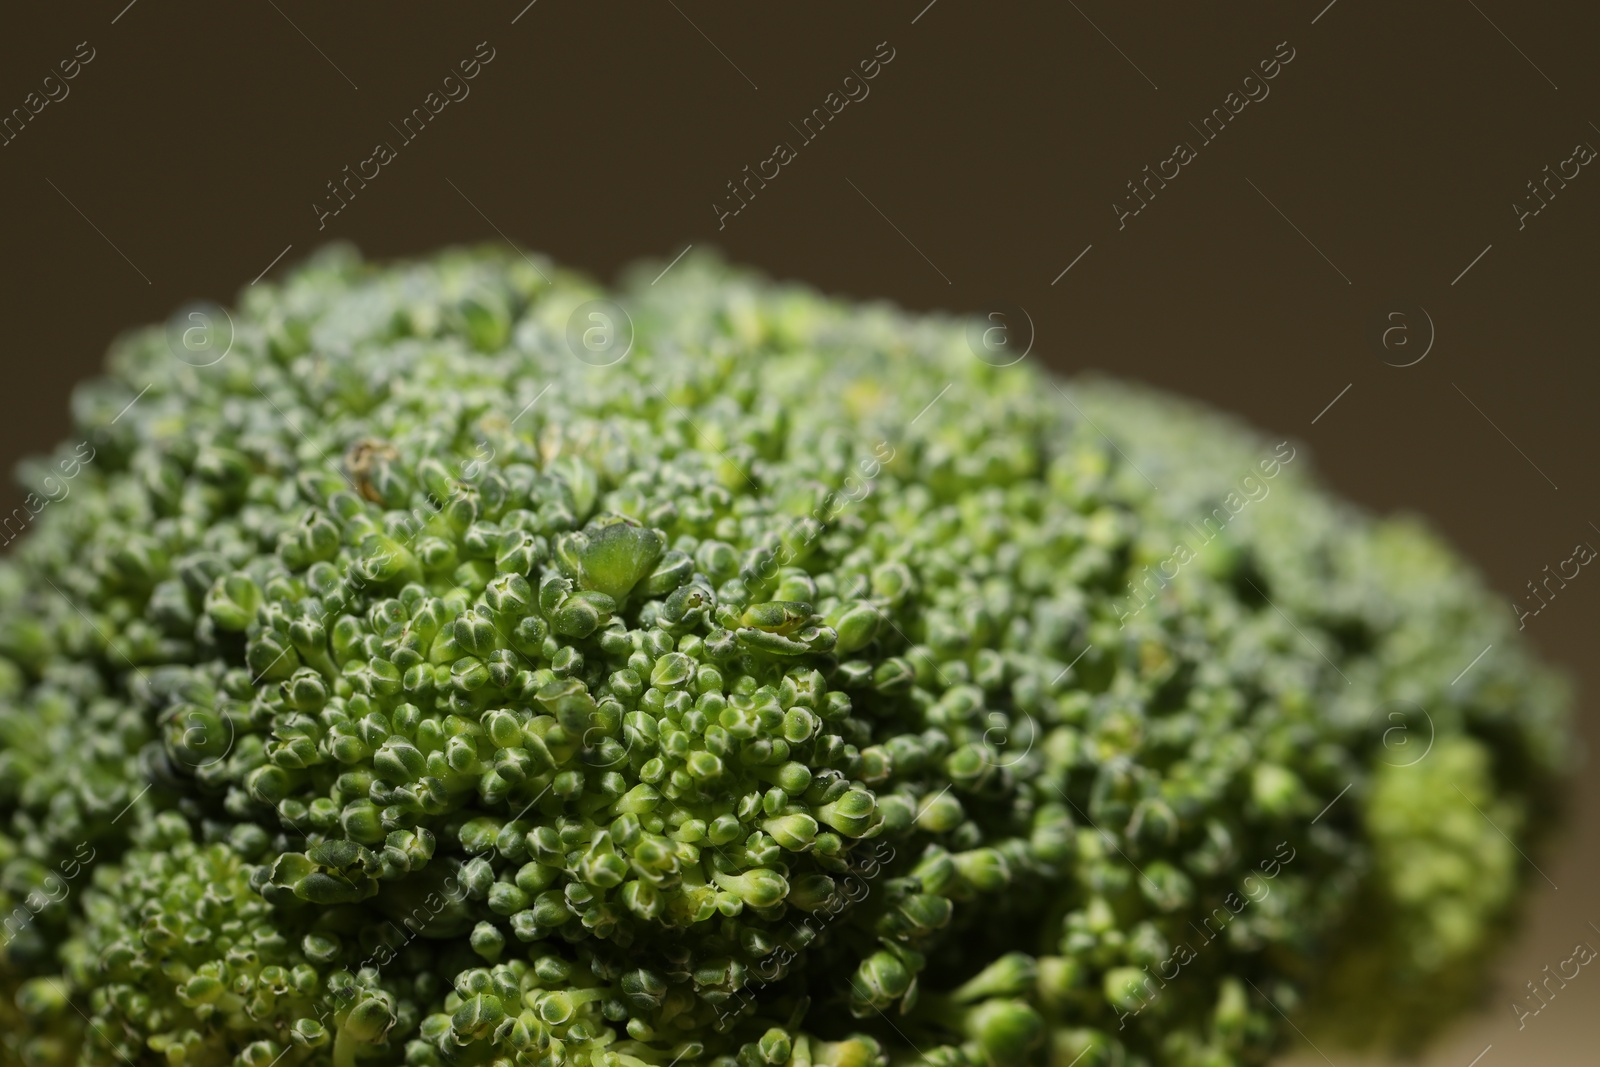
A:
0,245,1570,1067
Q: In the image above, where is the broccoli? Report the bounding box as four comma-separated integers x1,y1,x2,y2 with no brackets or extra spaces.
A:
0,244,1570,1067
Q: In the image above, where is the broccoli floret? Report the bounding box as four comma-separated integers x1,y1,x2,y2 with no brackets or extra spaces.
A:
0,245,1570,1067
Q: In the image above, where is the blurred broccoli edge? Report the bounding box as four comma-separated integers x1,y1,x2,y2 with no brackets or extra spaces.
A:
1064,383,1575,1055
0,241,1575,1067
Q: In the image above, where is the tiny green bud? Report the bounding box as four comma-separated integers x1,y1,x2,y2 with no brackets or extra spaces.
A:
763,813,820,851
952,953,1038,1003
817,788,879,837
966,999,1045,1067
849,951,913,1014
559,519,666,602
621,879,665,920
205,573,262,631
470,920,505,962
915,790,965,833
954,847,1011,893
758,1028,793,1066
830,601,882,654
344,995,397,1043
1103,966,1156,1013
451,993,504,1040
1251,763,1307,818
713,868,790,908
651,651,696,688
789,873,839,912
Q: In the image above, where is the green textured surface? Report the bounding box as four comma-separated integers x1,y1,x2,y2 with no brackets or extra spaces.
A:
0,246,1569,1067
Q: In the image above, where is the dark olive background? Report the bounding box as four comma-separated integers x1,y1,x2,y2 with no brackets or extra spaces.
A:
0,2,1595,1062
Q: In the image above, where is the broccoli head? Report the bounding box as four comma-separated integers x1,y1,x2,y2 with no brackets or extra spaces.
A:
0,245,1570,1067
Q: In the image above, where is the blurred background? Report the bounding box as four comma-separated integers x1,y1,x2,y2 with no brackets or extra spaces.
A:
0,2,1595,1062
